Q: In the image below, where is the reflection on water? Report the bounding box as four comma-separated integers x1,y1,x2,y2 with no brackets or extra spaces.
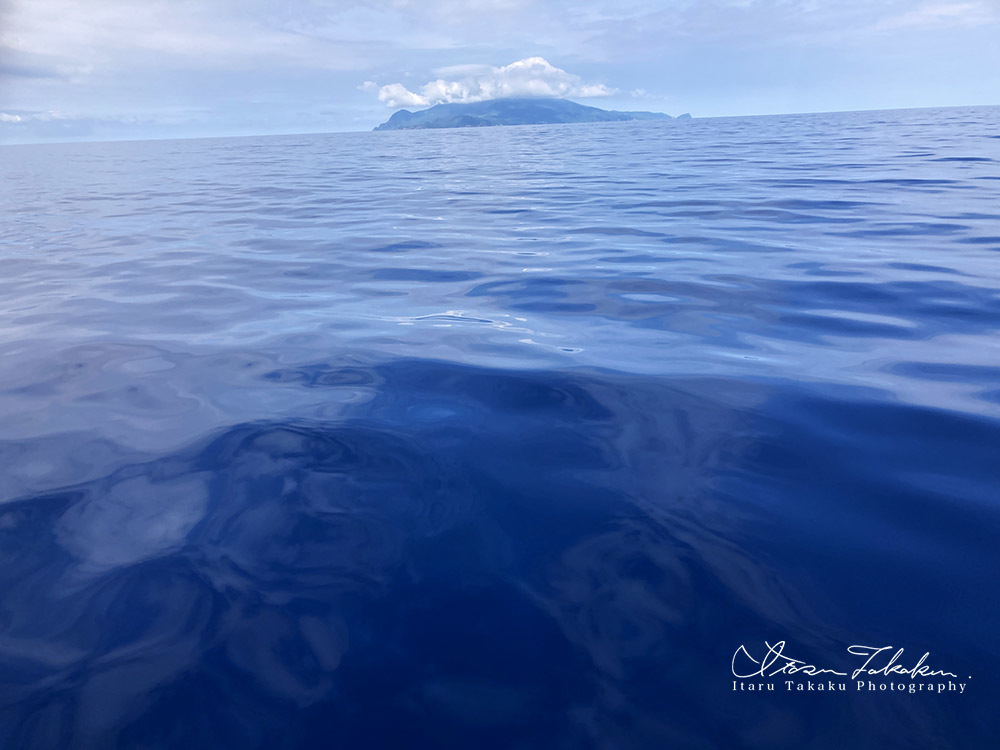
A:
2,107,1000,747
2,360,998,748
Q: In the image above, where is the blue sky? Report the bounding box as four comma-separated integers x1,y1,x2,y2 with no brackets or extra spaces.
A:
1,0,998,143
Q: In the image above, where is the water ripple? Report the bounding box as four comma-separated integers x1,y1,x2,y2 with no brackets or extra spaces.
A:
2,106,1000,748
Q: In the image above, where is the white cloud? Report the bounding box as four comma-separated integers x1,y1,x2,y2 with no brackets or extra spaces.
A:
378,82,432,108
0,110,75,123
376,56,615,109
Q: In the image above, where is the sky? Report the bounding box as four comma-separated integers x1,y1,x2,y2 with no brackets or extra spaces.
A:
1,0,998,143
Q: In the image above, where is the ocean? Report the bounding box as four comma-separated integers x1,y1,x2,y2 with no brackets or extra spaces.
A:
1,106,999,748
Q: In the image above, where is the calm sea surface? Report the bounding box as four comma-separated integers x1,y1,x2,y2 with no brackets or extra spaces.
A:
1,107,999,748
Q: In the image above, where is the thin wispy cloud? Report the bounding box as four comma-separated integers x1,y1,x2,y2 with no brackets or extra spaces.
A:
875,1,999,30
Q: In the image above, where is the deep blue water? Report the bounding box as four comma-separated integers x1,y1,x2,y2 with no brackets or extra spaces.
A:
1,106,999,748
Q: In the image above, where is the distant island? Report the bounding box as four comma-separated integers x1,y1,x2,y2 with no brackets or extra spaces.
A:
373,97,691,131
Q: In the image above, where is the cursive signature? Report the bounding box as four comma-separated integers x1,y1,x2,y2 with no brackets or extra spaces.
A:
847,645,957,680
733,641,959,680
733,641,846,678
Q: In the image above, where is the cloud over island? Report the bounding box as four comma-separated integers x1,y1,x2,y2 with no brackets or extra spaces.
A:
376,57,615,109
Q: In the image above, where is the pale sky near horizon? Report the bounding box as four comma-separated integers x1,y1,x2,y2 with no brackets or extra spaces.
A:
1,0,998,144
